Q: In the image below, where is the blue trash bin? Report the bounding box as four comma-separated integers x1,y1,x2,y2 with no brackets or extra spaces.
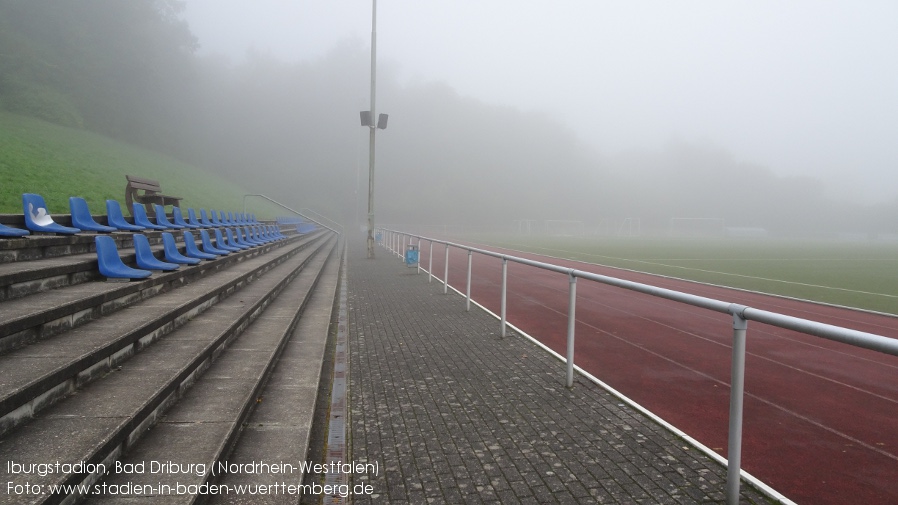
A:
405,244,419,268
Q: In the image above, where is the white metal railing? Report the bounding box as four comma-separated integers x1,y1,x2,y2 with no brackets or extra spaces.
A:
378,228,898,505
242,194,343,235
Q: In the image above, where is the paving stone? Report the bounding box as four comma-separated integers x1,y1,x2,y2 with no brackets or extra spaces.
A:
344,241,775,504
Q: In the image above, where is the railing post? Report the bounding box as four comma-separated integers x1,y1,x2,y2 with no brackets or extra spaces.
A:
416,237,421,274
428,240,434,283
566,273,577,388
727,311,748,505
466,250,473,311
443,244,449,294
500,258,508,338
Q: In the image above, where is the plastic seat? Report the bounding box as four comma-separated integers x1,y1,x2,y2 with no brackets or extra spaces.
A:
132,203,167,230
244,227,265,245
231,228,254,248
106,200,145,231
182,231,217,260
22,193,80,234
171,206,197,229
161,232,201,265
133,234,179,271
223,228,249,250
155,205,183,229
185,208,206,228
213,229,242,252
70,197,116,233
218,211,231,225
0,222,30,237
199,209,215,228
95,235,152,280
210,210,223,226
199,229,229,255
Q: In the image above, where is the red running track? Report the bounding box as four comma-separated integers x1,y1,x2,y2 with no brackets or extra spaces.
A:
413,241,898,505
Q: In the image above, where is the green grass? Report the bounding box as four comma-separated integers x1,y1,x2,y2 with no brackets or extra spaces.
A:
468,234,898,315
0,111,284,218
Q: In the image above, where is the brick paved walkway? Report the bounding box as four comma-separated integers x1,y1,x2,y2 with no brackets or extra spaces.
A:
346,242,774,504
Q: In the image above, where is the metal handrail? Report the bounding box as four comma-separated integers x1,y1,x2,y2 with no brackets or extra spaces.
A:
379,227,897,505
242,194,342,235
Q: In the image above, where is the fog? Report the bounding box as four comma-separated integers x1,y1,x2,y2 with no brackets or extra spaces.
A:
4,1,892,236
183,1,898,206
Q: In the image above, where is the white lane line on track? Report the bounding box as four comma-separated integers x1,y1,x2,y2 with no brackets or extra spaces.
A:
487,241,898,300
505,268,898,402
506,279,898,463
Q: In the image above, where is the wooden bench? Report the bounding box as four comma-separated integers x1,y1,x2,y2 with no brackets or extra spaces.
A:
125,175,182,217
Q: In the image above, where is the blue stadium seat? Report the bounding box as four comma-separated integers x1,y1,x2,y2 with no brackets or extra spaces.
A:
199,209,215,228
186,208,208,228
22,193,80,235
133,234,179,271
219,211,232,225
231,228,254,248
106,200,145,231
199,229,229,255
224,228,248,250
0,222,29,237
132,203,167,230
171,206,198,229
155,205,184,229
182,231,217,260
244,226,265,245
210,210,224,226
213,229,242,252
95,235,152,280
161,232,201,265
70,197,116,233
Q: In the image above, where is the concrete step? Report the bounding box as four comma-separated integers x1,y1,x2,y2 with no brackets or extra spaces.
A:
0,232,330,435
208,240,342,502
88,238,340,504
0,231,319,353
0,235,337,505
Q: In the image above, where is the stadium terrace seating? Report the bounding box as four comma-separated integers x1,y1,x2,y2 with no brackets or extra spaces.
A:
70,197,116,233
155,204,184,229
22,193,80,235
0,222,29,237
106,200,145,231
171,206,198,229
0,195,339,504
133,234,180,271
199,229,230,256
214,229,241,252
133,203,168,230
183,231,218,260
161,232,201,265
94,235,152,280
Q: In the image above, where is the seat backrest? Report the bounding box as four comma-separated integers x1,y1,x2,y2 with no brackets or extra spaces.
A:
22,193,54,227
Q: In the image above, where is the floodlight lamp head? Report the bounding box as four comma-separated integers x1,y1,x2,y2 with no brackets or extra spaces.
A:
377,113,389,130
360,111,373,127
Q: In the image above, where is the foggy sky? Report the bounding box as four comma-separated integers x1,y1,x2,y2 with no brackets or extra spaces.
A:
181,1,898,203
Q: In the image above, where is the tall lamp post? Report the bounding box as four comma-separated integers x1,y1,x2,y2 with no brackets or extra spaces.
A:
361,0,388,259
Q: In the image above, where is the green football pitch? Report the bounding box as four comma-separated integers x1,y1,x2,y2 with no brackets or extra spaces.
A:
466,235,898,316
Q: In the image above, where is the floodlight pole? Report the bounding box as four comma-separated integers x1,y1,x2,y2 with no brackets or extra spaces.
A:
366,0,378,259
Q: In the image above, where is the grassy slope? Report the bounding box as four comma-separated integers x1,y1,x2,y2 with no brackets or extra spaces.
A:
0,111,283,217
471,234,898,315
